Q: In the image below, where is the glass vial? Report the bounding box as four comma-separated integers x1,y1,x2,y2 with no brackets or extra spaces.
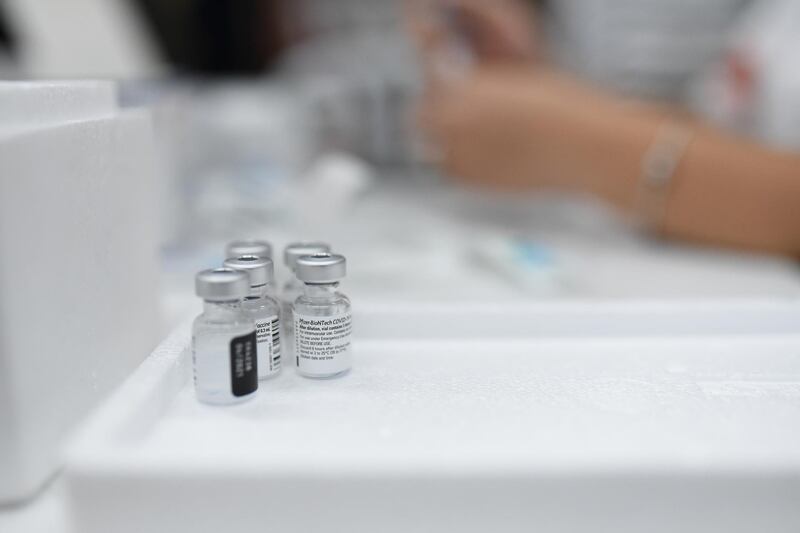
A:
226,239,272,260
281,241,331,333
293,253,352,379
226,240,275,296
192,268,258,405
224,255,282,380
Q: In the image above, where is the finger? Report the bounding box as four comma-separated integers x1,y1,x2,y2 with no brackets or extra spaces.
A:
404,0,446,55
443,0,536,63
405,0,462,87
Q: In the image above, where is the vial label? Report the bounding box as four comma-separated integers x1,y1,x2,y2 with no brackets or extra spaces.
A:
230,331,258,397
294,312,352,375
254,315,281,377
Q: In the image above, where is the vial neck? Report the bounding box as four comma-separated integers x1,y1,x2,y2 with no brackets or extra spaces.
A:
302,282,339,300
245,284,268,300
203,300,242,319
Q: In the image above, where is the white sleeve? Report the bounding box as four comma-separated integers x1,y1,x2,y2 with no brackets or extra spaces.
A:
689,0,800,151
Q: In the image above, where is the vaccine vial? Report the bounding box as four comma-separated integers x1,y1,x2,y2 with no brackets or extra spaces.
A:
192,268,258,405
293,253,352,379
281,241,331,333
226,240,275,296
223,255,282,380
226,239,272,260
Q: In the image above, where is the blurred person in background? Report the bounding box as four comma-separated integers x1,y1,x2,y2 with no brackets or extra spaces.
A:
409,0,800,256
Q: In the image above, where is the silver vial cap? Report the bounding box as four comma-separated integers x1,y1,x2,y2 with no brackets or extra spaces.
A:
226,240,272,260
295,253,346,284
223,255,274,288
195,268,250,302
284,241,331,271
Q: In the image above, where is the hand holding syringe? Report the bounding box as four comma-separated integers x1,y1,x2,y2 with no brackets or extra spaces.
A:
405,0,538,164
432,1,477,82
406,0,538,84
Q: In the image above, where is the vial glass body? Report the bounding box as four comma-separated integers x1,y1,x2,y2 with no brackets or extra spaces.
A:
192,301,258,405
280,277,304,333
293,283,352,379
242,286,282,380
280,277,303,360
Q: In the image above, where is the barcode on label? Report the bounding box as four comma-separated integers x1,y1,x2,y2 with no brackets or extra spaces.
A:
271,317,281,367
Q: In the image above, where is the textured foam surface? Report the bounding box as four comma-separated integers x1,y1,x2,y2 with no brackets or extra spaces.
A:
0,82,159,503
66,329,800,533
0,81,116,134
65,325,800,533
142,337,800,472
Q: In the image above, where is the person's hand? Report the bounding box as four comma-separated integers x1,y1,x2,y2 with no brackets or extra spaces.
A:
419,66,603,191
406,0,538,79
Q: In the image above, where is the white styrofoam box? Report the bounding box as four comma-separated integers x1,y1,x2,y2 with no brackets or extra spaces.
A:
0,82,160,503
66,307,800,533
356,299,800,339
0,480,67,533
0,80,116,133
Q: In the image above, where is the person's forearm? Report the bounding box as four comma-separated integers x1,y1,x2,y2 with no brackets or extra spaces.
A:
421,66,800,255
543,81,800,255
663,128,800,255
